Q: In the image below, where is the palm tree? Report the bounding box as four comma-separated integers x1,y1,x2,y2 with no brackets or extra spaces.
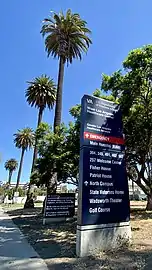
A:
5,159,18,186
25,75,56,172
41,9,92,131
14,128,34,190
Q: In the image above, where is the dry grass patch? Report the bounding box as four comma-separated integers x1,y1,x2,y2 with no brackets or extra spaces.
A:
3,202,152,269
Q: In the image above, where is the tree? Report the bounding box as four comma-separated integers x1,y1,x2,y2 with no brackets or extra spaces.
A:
25,75,56,172
14,128,34,190
101,44,152,210
30,115,80,190
0,186,5,196
41,9,92,130
4,159,18,186
31,123,69,192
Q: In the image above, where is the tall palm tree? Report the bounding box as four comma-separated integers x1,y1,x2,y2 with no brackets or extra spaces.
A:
14,128,34,190
5,159,18,185
41,9,92,131
25,75,56,172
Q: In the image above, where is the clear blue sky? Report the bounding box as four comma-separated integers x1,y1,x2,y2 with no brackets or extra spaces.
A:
0,0,151,183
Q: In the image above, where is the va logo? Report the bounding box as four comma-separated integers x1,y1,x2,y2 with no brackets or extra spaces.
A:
87,98,93,104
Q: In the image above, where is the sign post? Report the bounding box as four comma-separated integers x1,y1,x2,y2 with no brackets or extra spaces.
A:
43,193,75,224
76,95,131,257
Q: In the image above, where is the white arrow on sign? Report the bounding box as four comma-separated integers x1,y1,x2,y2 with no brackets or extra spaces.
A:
84,181,88,186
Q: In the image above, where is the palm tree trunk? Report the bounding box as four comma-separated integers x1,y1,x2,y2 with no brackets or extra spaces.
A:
31,107,43,173
54,56,65,131
8,170,13,186
24,107,43,209
51,57,65,196
15,148,25,190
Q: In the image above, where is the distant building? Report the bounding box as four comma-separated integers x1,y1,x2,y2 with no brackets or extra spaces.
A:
6,182,29,189
128,180,147,200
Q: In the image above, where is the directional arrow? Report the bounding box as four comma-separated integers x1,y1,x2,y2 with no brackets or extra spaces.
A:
84,181,88,186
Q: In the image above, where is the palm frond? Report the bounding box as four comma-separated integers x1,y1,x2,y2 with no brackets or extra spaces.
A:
25,75,56,109
41,9,92,64
5,158,18,171
14,128,35,150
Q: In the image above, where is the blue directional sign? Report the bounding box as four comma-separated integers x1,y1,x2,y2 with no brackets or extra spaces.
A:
78,95,130,226
80,95,124,148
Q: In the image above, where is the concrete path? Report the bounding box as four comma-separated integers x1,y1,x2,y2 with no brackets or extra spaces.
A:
0,206,48,270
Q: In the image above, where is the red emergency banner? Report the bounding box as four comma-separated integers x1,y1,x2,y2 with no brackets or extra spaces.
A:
84,132,124,145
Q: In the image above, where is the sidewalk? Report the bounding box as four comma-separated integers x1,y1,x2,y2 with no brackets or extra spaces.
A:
0,206,48,270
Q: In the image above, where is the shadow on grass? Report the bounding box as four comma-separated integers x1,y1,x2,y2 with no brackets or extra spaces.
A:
7,207,42,217
5,207,152,270
131,208,152,220
7,207,77,260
